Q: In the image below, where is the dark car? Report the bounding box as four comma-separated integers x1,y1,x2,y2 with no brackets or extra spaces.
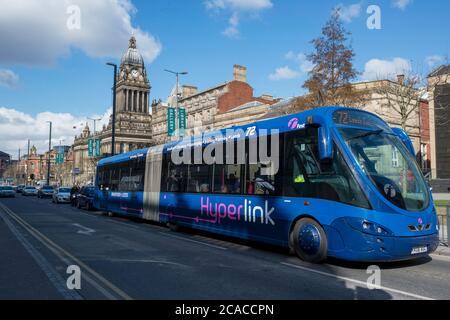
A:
70,186,81,206
76,186,96,210
16,185,25,193
38,185,54,198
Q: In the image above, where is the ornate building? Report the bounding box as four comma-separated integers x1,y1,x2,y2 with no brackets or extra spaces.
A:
73,36,152,184
151,65,279,145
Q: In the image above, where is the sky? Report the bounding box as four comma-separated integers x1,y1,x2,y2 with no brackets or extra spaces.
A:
0,0,449,158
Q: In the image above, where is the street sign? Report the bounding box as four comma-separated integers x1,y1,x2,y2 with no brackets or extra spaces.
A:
88,138,93,157
168,107,176,137
179,107,186,137
56,152,64,164
95,139,101,157
73,168,80,175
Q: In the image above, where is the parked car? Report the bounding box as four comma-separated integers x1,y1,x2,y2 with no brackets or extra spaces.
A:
70,186,81,206
38,185,54,198
76,186,96,210
22,186,38,196
52,187,71,204
16,185,26,193
0,186,15,198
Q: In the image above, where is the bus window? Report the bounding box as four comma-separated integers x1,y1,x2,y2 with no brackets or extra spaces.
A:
284,128,370,209
110,167,120,191
213,164,241,194
119,167,131,191
187,164,210,193
129,158,145,192
245,163,277,196
167,164,187,193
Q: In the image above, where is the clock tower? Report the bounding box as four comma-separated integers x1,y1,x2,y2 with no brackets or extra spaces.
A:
116,36,151,113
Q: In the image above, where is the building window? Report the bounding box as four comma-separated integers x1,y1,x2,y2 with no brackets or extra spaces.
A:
392,147,399,168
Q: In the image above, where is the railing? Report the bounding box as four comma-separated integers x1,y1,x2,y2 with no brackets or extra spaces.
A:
437,206,449,246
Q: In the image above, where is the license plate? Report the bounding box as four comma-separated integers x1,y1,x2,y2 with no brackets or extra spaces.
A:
411,246,428,255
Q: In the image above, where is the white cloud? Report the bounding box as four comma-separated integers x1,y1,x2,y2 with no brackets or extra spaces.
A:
425,55,446,68
362,57,412,81
285,51,314,73
392,0,413,10
269,51,313,81
223,12,240,37
0,0,162,66
205,0,273,11
335,3,362,23
205,0,273,38
269,66,300,81
0,106,111,157
0,69,19,88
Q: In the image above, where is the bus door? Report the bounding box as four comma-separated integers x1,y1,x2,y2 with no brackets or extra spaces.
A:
143,146,163,222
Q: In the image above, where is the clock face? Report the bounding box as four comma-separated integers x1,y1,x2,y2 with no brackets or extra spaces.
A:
131,69,139,78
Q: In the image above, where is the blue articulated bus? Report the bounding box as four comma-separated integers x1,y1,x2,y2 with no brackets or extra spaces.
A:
94,107,439,263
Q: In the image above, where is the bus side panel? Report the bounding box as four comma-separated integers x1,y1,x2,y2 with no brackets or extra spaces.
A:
159,193,290,247
143,145,164,222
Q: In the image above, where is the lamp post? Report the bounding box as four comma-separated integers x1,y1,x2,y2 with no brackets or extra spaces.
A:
88,117,101,184
164,69,188,139
106,63,117,156
46,121,52,186
58,139,65,186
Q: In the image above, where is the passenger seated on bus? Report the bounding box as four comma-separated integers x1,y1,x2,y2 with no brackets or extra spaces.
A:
200,184,210,193
220,184,229,193
227,174,240,194
168,170,183,192
187,180,199,193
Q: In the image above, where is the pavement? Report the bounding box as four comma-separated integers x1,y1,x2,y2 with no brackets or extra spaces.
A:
1,196,450,300
433,193,450,201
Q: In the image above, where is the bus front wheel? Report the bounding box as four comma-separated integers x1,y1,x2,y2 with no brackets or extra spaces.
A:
291,218,328,263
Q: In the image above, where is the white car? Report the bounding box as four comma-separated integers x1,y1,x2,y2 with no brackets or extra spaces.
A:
52,187,72,204
22,186,38,196
0,186,15,198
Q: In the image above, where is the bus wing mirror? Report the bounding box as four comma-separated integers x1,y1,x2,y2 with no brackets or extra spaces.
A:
318,126,333,161
391,128,415,158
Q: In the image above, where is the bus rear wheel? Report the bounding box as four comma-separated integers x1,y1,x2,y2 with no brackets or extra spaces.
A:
291,218,328,263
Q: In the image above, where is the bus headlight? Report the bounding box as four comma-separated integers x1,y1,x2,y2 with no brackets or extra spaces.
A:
345,217,393,236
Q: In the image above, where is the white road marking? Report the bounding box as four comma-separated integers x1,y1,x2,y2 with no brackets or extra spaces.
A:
281,262,434,300
73,223,96,236
159,232,227,250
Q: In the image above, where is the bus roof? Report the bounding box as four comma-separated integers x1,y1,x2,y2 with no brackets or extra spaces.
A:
97,106,387,166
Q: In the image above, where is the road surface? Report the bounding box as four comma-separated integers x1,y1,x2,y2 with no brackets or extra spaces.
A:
1,196,450,300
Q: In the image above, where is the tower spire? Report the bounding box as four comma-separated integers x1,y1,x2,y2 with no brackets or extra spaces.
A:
129,35,137,49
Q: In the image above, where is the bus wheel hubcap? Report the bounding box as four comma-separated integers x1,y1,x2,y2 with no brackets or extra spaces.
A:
298,224,321,255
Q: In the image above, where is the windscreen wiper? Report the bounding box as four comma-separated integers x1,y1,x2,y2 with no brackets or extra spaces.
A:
347,129,383,141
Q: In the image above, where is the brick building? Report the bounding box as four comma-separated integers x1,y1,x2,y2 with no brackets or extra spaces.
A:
151,65,279,145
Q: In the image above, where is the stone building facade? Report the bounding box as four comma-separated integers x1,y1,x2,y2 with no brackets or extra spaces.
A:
151,65,279,145
427,65,450,179
351,78,422,154
0,151,11,179
73,36,153,184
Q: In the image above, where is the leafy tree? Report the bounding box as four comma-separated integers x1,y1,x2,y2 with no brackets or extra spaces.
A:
301,10,362,109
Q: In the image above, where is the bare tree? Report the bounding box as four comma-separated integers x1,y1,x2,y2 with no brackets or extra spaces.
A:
428,66,450,126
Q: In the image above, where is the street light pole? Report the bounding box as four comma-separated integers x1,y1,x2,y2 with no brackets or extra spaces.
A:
26,139,30,186
164,69,188,139
106,63,117,156
46,121,52,186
